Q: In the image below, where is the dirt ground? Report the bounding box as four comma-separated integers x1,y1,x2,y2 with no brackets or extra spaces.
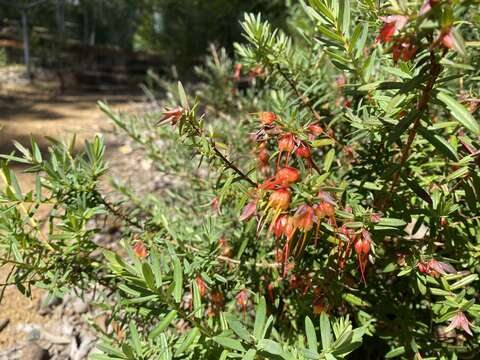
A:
0,78,144,351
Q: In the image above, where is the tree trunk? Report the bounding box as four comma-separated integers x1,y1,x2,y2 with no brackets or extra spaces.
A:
56,0,65,40
21,9,31,81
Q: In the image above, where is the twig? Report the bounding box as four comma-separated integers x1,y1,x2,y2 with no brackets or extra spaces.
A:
388,53,443,197
95,191,146,231
187,118,258,187
182,243,281,269
0,171,53,251
275,64,339,145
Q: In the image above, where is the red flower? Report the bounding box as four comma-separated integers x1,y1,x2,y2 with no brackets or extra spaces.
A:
240,201,257,221
133,241,148,259
158,107,184,125
295,143,311,159
440,31,454,49
276,167,300,185
272,214,288,239
268,189,291,210
375,15,409,43
236,289,249,317
277,133,296,167
307,124,323,137
258,112,277,125
260,167,300,190
445,312,473,336
293,205,314,233
195,276,207,298
315,202,335,219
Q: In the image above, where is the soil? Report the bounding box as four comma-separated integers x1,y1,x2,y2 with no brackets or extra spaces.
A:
0,71,146,354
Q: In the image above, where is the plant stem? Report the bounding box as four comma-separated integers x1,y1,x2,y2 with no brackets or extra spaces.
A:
388,53,443,197
187,117,258,187
275,64,339,146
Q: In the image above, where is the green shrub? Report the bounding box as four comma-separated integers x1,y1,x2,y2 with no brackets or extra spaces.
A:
1,1,480,359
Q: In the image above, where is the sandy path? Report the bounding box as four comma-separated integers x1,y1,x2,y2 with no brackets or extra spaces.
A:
0,88,144,350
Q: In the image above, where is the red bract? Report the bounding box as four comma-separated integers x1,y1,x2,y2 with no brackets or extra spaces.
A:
133,241,148,259
240,201,257,221
295,143,311,158
440,31,454,49
258,112,277,125
376,15,409,43
420,0,439,15
315,202,335,218
276,167,300,184
273,214,288,239
158,107,184,125
428,259,457,275
233,63,242,81
196,276,207,297
307,124,323,137
236,289,249,317
445,312,473,336
293,205,314,232
277,133,296,167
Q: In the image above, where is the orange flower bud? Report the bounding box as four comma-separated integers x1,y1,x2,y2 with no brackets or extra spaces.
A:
258,112,277,125
133,241,148,258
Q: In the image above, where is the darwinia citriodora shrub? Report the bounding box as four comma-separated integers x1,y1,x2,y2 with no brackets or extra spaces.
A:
1,1,480,359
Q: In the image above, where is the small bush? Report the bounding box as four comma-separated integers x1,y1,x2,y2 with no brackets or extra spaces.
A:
1,1,480,359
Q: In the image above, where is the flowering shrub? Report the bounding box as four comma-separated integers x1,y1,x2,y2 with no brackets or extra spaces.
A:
1,1,480,359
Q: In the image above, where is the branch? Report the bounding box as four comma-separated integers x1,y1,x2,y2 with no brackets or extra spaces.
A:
388,53,443,197
187,118,258,187
275,64,339,146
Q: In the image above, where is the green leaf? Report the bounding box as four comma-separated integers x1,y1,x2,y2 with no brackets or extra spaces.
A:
342,293,370,307
141,263,156,291
450,274,478,290
226,316,251,342
417,126,458,161
437,92,480,135
213,336,246,352
129,321,142,355
175,327,200,356
149,310,178,339
253,297,267,340
319,313,332,351
172,256,183,303
377,218,406,227
385,346,406,358
305,316,318,352
323,149,335,171
257,339,286,356
178,81,190,110
243,349,257,360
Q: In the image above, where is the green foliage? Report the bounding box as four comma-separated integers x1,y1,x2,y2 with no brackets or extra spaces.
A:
2,1,480,359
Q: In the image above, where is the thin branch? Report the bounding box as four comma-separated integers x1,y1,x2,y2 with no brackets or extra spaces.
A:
388,52,443,197
275,64,339,146
187,118,258,187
